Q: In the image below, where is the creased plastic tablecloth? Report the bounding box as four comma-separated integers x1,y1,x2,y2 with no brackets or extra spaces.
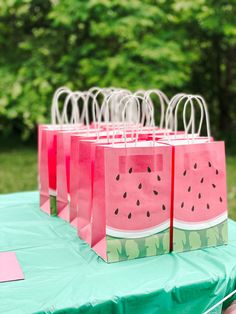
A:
0,191,236,314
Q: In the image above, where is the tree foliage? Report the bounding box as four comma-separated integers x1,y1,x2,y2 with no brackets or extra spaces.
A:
0,0,235,141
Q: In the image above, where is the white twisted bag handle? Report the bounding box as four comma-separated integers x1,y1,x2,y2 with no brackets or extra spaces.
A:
144,89,169,128
173,94,211,141
100,89,132,125
61,91,82,125
95,90,133,142
165,93,186,132
51,86,72,124
120,94,154,146
165,93,211,142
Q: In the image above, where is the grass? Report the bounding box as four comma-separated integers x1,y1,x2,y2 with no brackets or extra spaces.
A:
0,146,235,220
0,146,37,193
227,156,236,220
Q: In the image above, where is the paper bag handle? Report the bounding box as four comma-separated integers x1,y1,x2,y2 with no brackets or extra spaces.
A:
51,86,72,124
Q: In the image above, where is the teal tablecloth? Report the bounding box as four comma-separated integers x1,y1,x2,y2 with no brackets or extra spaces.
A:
0,191,236,314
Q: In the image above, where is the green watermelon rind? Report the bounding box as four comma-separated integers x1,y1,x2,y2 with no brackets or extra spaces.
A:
106,228,170,263
173,219,228,253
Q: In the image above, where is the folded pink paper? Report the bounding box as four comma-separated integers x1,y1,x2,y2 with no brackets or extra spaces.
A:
0,252,24,283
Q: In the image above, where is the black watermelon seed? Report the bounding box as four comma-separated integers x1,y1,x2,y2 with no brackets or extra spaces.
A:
208,161,212,167
188,186,191,192
147,166,151,173
191,206,195,212
136,200,140,206
153,190,158,195
212,183,216,188
207,203,210,209
198,193,201,199
220,197,223,202
147,211,150,217
128,168,132,174
114,208,119,215
216,169,219,175
200,177,204,183
123,192,127,198
183,170,187,176
162,204,166,210
181,202,184,208
194,163,197,169
128,212,132,219
116,174,120,181
138,183,142,189
157,175,161,181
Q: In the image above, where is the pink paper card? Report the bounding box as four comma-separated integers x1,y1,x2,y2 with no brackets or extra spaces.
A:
0,252,24,283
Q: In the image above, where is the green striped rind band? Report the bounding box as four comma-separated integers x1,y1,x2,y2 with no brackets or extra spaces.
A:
173,220,228,253
106,228,170,263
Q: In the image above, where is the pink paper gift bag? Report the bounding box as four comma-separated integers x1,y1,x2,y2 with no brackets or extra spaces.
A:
39,125,77,215
91,141,172,263
70,131,122,228
56,128,98,222
70,130,137,227
163,93,228,252
76,135,136,245
171,140,228,252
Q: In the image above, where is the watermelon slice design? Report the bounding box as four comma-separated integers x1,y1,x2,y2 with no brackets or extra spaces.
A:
105,145,172,262
173,142,228,252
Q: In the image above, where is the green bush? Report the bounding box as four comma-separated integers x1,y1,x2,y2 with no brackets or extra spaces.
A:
0,0,235,141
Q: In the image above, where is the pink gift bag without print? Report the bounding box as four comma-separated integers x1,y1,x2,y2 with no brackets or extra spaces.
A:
69,131,105,226
39,128,57,215
39,126,77,215
38,87,77,215
56,128,98,222
91,141,173,263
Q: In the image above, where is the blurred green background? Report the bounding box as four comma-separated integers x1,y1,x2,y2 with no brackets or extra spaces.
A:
0,0,235,218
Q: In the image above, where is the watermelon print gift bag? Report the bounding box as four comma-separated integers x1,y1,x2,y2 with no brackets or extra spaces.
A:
90,95,173,263
165,95,228,253
91,140,172,263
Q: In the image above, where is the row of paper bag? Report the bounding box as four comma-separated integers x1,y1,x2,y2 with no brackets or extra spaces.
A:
39,87,228,263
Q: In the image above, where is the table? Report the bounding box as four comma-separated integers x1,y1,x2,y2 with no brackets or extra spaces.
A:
0,191,236,314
